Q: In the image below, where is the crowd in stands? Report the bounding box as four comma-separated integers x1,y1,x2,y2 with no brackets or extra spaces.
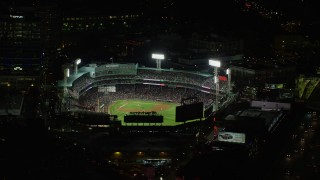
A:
76,89,105,111
72,74,95,93
71,68,226,94
75,84,215,112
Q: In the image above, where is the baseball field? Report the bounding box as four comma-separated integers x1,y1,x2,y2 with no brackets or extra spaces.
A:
108,99,185,126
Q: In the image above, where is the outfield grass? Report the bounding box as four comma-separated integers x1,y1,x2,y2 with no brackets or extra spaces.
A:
108,99,185,126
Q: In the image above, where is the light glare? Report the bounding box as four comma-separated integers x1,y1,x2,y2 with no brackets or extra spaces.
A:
152,54,165,60
66,68,70,77
76,58,81,65
209,59,221,67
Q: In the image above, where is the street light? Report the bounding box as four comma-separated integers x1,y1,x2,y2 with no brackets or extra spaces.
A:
209,59,221,111
74,58,81,74
152,53,165,69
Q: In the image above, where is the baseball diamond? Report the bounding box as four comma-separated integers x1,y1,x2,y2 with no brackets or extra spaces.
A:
109,99,184,126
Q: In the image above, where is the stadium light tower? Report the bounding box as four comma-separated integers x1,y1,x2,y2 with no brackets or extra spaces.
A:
63,68,70,96
152,53,165,69
74,58,81,75
64,68,70,85
209,59,221,111
226,68,232,94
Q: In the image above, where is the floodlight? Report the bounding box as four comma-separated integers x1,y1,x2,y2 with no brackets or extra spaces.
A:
152,54,165,60
209,59,221,111
74,58,81,74
152,53,165,69
65,68,70,77
226,68,232,93
76,58,81,65
209,59,221,67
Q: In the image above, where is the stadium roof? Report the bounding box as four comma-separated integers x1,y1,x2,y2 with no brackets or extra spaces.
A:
58,63,213,88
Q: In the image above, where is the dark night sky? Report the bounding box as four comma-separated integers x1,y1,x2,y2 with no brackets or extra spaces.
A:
2,0,319,21
2,0,319,37
57,0,320,25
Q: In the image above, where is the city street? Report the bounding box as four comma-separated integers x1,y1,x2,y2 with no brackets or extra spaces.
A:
264,108,319,180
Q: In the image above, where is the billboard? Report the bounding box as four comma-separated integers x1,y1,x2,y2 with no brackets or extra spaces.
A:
265,83,284,89
98,86,116,93
217,132,245,144
218,76,227,81
175,102,204,122
106,86,116,92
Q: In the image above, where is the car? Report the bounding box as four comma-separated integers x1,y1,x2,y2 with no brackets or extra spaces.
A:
219,133,233,139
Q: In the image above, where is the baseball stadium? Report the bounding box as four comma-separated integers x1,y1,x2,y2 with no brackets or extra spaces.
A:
55,62,234,178
58,63,229,126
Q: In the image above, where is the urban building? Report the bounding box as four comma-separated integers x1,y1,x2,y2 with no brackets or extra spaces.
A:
208,100,291,159
296,75,320,109
0,1,61,90
230,58,297,87
0,5,41,89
